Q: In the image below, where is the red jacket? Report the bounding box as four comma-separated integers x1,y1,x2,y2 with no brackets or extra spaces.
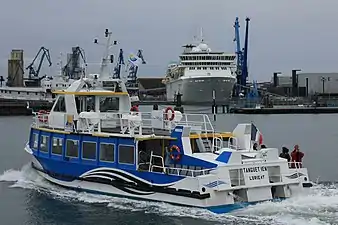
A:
291,150,304,168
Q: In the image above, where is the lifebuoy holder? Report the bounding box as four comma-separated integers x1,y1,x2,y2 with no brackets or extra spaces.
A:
169,145,181,161
164,107,175,121
37,110,49,123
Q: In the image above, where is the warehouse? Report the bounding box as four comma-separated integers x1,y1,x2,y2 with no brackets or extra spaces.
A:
297,73,338,96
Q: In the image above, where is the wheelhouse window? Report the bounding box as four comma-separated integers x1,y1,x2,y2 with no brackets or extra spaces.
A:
100,143,115,162
52,137,63,155
75,96,95,113
53,96,66,112
100,97,119,112
66,140,79,158
82,141,97,160
118,145,135,164
40,135,49,152
30,133,38,149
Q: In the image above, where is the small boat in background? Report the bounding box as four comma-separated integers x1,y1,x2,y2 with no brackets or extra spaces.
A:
24,29,313,214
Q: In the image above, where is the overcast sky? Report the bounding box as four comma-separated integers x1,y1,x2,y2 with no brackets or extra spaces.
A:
1,0,337,81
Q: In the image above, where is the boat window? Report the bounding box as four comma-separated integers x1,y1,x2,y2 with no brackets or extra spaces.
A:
137,139,167,171
100,143,115,162
30,133,38,149
66,140,79,158
82,141,97,160
40,135,49,153
118,145,135,164
75,96,95,113
53,96,66,112
100,97,119,112
52,137,63,155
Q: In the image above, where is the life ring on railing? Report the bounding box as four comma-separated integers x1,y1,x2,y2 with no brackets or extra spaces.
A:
38,110,48,123
169,145,181,161
130,105,139,112
164,107,175,121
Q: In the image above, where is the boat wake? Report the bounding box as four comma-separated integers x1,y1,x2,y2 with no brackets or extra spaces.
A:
0,164,337,225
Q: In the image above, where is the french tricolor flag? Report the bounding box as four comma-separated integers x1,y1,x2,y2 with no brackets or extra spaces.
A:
251,123,263,145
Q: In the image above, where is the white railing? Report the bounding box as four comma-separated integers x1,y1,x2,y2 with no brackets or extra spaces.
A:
32,111,215,136
288,162,304,169
150,165,213,177
32,112,50,127
228,136,238,150
145,152,214,178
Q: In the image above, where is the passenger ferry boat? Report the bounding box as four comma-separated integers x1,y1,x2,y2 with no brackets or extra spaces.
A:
24,29,313,214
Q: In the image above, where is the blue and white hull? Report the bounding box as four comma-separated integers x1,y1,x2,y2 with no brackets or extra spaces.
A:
26,148,239,213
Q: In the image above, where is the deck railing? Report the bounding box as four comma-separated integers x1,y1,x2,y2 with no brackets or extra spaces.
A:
32,111,215,136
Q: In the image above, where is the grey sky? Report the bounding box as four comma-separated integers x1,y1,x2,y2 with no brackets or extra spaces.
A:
1,0,337,81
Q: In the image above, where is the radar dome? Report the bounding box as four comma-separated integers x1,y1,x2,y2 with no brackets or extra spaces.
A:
198,43,209,51
191,47,201,52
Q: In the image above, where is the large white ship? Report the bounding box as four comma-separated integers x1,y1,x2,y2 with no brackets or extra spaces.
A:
163,37,237,103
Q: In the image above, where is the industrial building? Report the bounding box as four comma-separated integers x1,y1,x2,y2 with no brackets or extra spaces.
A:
297,73,338,96
270,71,338,97
7,49,24,87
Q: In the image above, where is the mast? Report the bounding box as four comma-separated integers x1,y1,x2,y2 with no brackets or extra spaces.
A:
94,28,117,79
200,27,204,42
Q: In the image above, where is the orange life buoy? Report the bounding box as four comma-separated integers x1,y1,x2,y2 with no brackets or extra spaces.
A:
38,110,48,123
130,105,139,112
169,145,181,161
164,107,175,121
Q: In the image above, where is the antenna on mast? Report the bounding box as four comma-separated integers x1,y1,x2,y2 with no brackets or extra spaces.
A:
200,27,204,42
93,28,118,79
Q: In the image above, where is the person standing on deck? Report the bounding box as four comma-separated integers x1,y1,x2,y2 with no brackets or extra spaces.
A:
291,144,304,168
279,146,291,162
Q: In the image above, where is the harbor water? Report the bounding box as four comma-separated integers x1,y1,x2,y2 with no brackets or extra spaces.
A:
0,108,338,225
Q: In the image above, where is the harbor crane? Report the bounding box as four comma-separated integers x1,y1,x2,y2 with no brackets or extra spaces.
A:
62,46,87,80
113,49,125,79
25,47,52,79
233,17,250,97
127,49,146,87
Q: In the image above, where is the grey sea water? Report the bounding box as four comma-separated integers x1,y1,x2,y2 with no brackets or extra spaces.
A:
0,109,338,225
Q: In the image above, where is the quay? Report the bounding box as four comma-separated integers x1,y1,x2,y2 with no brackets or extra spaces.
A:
230,106,338,114
0,99,52,116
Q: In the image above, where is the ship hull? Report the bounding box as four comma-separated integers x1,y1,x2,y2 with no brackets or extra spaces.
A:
29,156,287,214
28,154,249,214
165,76,236,103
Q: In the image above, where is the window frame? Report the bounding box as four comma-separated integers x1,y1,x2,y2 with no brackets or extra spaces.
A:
99,142,115,163
118,144,135,165
40,135,49,153
82,141,97,161
51,137,63,156
31,133,39,149
66,139,79,158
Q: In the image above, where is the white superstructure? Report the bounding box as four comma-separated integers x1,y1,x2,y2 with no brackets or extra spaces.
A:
163,36,237,103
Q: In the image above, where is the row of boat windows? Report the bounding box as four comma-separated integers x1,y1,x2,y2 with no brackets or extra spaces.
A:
0,90,40,95
180,56,236,61
188,67,228,70
31,134,135,165
53,96,119,113
182,62,232,66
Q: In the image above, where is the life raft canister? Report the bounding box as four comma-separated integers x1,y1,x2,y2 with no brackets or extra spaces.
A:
169,145,181,161
164,106,175,121
37,110,48,123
